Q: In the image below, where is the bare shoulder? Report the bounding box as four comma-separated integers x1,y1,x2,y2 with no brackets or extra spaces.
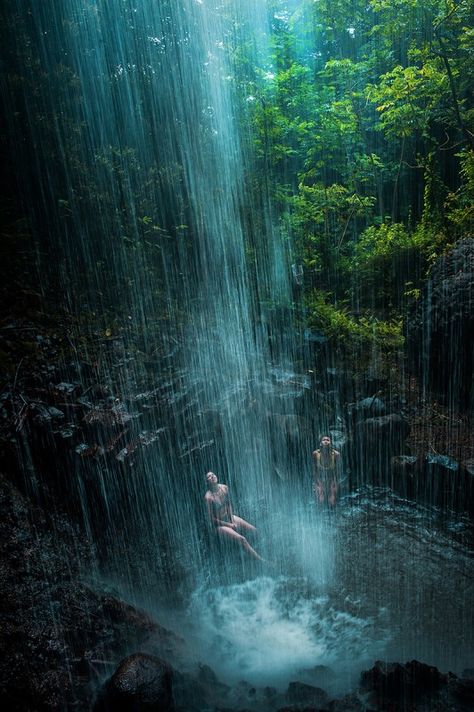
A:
333,449,341,457
312,449,320,457
221,484,229,493
204,490,212,500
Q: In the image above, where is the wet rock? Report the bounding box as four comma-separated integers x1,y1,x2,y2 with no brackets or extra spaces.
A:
228,679,260,708
352,397,386,417
298,664,336,690
352,414,410,483
178,436,216,460
196,663,230,696
271,413,309,451
328,429,347,452
33,403,65,424
270,366,311,391
421,454,463,509
461,460,474,512
449,676,474,708
360,413,409,442
286,680,329,708
95,653,174,712
49,381,79,396
323,368,355,400
390,455,419,498
83,402,139,427
56,426,76,439
171,671,209,712
328,694,364,711
462,459,474,478
361,659,448,707
0,475,175,712
407,238,474,413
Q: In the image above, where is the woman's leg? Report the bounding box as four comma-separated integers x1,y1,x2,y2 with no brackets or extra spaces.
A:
232,515,256,533
315,479,325,504
217,525,263,561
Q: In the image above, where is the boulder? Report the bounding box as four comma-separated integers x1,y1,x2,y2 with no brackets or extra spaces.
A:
349,397,386,418
361,659,448,707
96,653,175,712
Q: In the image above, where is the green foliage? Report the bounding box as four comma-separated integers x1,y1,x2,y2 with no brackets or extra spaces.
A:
306,290,404,353
237,0,474,366
355,223,415,261
446,150,474,235
4,0,473,372
366,63,447,138
353,221,443,308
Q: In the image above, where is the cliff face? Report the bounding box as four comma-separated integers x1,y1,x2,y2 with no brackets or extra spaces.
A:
407,238,474,414
0,474,164,711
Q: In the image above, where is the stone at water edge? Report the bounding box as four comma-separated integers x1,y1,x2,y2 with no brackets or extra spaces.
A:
361,659,448,706
286,680,329,708
422,454,463,508
95,653,175,712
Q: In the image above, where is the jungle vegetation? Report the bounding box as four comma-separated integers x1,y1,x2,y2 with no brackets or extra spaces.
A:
1,0,473,372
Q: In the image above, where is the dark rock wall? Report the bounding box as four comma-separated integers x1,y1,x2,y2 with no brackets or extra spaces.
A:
407,238,474,415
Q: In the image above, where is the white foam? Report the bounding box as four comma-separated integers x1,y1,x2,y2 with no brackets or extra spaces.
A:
187,575,391,690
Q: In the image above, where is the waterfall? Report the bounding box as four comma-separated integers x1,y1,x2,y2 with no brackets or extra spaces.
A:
4,0,311,588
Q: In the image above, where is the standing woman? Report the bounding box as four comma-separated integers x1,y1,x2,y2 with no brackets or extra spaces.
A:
204,472,263,561
312,435,340,507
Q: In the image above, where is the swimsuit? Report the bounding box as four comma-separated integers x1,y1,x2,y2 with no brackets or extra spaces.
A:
314,450,338,483
210,487,232,527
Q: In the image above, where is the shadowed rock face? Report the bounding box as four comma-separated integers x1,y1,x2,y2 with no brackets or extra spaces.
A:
348,413,411,484
361,659,474,711
407,238,474,414
0,475,176,712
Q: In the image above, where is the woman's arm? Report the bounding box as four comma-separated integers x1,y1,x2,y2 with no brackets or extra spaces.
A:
224,485,236,524
312,450,320,477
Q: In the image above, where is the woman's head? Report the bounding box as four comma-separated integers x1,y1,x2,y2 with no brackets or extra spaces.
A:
320,435,332,449
206,471,218,486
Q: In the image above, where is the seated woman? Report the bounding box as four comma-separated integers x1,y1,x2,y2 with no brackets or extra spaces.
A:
204,471,263,561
